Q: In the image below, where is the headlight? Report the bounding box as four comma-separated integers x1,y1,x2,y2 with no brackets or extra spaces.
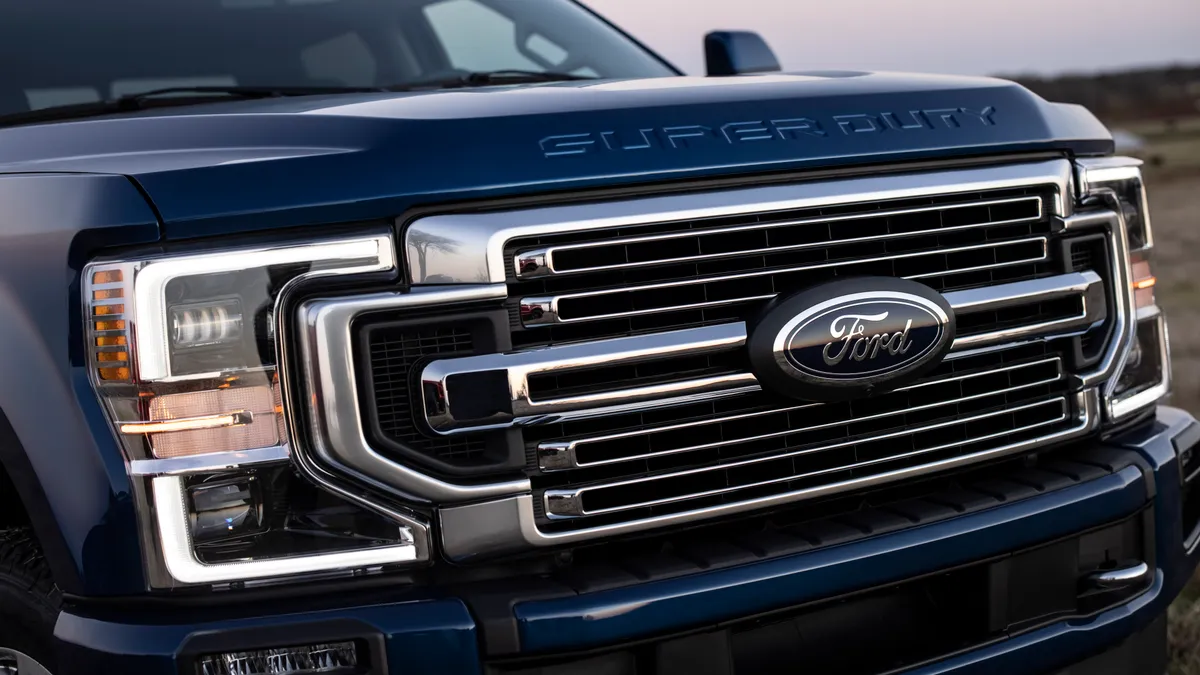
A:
1076,157,1170,423
84,232,430,587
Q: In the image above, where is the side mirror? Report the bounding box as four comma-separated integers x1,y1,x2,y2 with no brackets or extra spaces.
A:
704,31,781,77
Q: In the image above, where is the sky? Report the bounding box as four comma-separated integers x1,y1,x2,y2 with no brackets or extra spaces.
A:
582,0,1200,77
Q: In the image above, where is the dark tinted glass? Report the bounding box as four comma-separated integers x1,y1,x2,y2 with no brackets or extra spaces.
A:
0,0,674,116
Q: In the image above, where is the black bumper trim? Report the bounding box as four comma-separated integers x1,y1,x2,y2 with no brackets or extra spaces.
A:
460,441,1148,655
1051,614,1166,675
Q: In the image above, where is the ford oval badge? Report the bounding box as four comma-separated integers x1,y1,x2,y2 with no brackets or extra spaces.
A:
748,277,956,401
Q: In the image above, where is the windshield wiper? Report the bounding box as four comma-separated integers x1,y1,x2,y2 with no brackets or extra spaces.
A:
117,85,384,103
0,75,593,128
0,85,382,128
388,69,595,91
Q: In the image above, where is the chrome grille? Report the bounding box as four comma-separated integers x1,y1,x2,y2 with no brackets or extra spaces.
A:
530,344,1073,529
509,187,1057,345
297,159,1129,559
521,195,1044,278
533,347,1063,473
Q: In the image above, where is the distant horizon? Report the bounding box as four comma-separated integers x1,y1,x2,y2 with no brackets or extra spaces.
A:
581,0,1200,79
990,60,1200,80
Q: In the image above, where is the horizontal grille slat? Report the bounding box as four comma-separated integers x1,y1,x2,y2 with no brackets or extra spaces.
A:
540,356,1063,472
508,187,1059,347
537,195,1044,277
547,396,1070,519
533,237,1049,327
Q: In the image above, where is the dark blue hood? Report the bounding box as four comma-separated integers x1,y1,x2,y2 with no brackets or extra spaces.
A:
0,72,1111,239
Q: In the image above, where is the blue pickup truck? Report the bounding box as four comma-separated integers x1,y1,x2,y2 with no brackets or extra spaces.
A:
0,1,1195,673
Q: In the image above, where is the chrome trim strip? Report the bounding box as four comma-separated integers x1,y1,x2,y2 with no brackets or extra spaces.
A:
129,445,290,476
515,195,1044,279
948,270,1105,350
520,237,1048,327
543,397,1069,518
420,272,1103,434
113,234,396,383
1136,304,1163,322
1075,156,1144,195
421,323,752,433
1056,206,1136,409
152,476,422,584
943,271,1100,313
120,410,254,435
538,356,1062,471
296,285,532,503
1111,313,1171,421
1067,170,1154,421
439,389,1099,560
1086,561,1150,590
406,159,1073,285
1076,157,1153,251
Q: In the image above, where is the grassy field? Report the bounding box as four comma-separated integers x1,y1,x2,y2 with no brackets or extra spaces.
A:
1142,136,1200,672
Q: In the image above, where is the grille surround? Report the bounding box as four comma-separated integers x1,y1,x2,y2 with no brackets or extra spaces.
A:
293,158,1137,560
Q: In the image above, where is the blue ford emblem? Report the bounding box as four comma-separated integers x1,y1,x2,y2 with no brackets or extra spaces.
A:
748,277,956,400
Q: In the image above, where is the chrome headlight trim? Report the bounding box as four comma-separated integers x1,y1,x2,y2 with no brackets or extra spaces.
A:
123,235,395,384
1076,157,1168,422
152,476,425,584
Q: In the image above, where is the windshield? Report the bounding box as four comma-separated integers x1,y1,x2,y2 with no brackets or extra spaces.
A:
0,0,675,118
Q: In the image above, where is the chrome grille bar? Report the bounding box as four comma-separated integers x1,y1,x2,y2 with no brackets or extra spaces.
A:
405,159,1072,286
514,195,1044,279
421,323,756,433
537,356,1063,471
520,237,1048,327
947,270,1105,349
423,272,1103,433
543,396,1069,519
439,390,1098,560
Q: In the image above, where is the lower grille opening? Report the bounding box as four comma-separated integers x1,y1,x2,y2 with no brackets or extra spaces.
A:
485,507,1147,674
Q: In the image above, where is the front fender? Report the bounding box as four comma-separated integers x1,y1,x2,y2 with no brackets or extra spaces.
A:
0,173,159,595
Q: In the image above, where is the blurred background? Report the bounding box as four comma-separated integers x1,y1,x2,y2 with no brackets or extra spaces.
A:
584,0,1200,670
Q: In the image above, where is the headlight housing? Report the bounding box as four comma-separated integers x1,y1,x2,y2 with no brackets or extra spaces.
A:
85,232,429,588
1076,157,1170,423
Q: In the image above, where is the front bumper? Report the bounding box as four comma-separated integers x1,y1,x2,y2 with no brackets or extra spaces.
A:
55,406,1200,675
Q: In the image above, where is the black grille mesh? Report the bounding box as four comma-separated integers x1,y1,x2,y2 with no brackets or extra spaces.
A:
368,325,489,464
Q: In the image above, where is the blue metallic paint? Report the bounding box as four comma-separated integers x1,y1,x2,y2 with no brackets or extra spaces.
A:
0,72,1110,239
48,409,1200,675
0,75,1113,598
0,174,159,596
910,408,1200,675
513,464,1149,653
0,66,1188,674
1114,406,1197,603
